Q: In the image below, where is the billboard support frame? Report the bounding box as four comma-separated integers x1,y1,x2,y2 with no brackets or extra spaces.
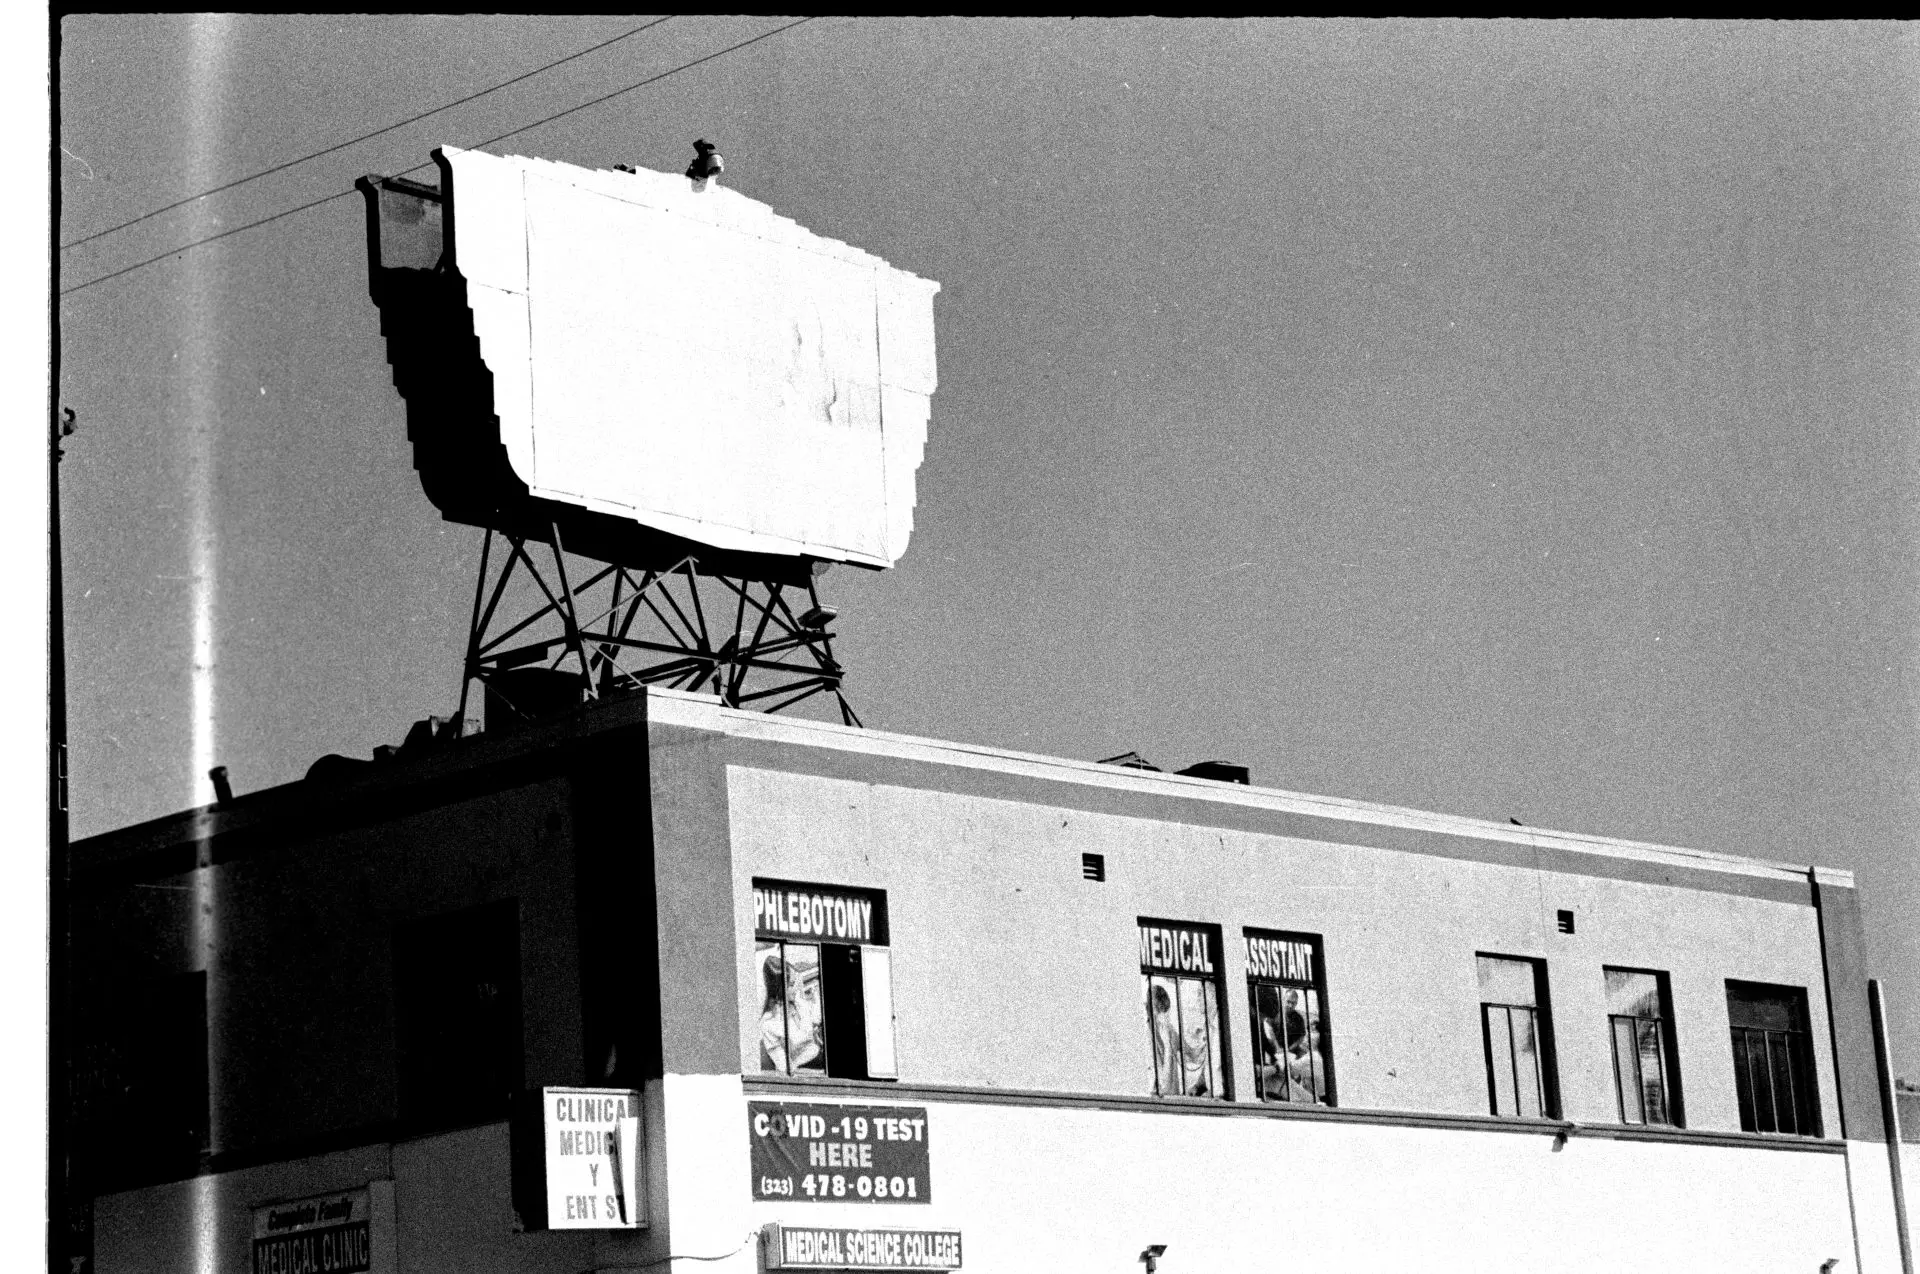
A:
454,528,863,731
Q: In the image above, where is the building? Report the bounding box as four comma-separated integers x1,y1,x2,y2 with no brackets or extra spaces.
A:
69,686,1916,1272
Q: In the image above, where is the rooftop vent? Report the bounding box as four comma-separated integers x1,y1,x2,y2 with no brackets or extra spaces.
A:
1176,761,1249,785
1097,751,1161,772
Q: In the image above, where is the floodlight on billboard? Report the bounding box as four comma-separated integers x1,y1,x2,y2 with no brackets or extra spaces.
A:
359,147,939,580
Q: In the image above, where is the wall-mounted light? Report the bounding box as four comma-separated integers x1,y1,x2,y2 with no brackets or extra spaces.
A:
1140,1244,1167,1272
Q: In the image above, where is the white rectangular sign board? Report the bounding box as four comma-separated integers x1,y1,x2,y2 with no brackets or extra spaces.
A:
439,146,940,569
542,1087,643,1229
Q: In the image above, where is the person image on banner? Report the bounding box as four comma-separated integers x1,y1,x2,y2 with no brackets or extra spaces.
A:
1256,986,1326,1103
1147,979,1180,1095
1146,976,1216,1097
759,941,825,1073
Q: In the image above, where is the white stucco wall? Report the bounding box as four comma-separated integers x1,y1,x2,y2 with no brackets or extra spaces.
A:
726,764,1837,1135
730,1093,1858,1274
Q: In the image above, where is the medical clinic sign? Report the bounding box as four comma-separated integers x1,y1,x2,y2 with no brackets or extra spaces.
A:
252,1189,370,1274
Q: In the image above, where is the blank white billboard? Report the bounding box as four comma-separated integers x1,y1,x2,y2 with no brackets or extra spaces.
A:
438,146,939,569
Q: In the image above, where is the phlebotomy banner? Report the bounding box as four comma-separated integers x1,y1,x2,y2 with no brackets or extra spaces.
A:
753,879,888,944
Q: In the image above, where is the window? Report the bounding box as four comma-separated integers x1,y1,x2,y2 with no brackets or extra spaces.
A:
1244,929,1334,1105
1726,981,1821,1136
394,900,523,1129
1605,968,1682,1126
1477,954,1559,1119
75,971,207,1190
1138,919,1229,1099
753,880,895,1081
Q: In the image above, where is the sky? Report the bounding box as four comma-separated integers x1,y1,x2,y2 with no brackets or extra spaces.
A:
56,18,1920,1069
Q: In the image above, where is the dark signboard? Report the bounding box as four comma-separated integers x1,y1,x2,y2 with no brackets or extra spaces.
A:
753,880,889,945
251,1188,370,1274
750,1101,930,1203
1138,919,1219,977
764,1225,962,1270
1245,931,1317,984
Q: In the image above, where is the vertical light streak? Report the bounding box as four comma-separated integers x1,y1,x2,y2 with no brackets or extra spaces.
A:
182,16,234,1274
185,16,228,819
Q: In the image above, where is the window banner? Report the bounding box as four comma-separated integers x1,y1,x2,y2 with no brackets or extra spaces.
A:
1245,933,1316,984
762,1224,961,1270
754,881,887,945
749,1102,931,1203
1137,920,1218,977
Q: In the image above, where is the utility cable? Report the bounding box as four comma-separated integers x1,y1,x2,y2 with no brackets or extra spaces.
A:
61,17,675,252
593,1230,762,1268
453,15,813,157
60,186,356,297
58,16,819,299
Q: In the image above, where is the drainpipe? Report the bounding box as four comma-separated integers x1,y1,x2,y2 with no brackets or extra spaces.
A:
1870,979,1914,1274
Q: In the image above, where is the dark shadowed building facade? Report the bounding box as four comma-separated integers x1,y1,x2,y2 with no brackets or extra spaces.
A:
68,686,1914,1272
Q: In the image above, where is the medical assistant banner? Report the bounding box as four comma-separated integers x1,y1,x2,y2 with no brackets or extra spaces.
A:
1138,919,1219,977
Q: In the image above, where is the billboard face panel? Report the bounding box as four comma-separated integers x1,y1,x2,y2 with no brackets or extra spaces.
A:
437,147,939,569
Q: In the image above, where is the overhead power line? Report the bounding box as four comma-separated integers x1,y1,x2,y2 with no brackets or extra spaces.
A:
58,16,819,300
61,17,676,253
456,15,815,156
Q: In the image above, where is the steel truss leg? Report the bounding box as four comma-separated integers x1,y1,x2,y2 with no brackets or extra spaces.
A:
455,532,861,730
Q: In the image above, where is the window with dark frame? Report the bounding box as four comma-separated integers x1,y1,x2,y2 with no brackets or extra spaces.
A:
753,879,895,1081
1477,953,1559,1119
393,899,524,1131
74,970,208,1192
1605,967,1682,1127
1244,929,1334,1106
1725,980,1821,1137
1138,918,1230,1100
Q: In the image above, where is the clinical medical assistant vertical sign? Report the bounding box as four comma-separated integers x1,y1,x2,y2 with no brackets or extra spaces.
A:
542,1087,643,1228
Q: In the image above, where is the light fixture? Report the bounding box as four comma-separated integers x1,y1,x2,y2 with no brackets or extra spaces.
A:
1140,1245,1167,1272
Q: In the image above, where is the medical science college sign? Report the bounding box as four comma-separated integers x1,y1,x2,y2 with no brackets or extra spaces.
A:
763,1224,962,1271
